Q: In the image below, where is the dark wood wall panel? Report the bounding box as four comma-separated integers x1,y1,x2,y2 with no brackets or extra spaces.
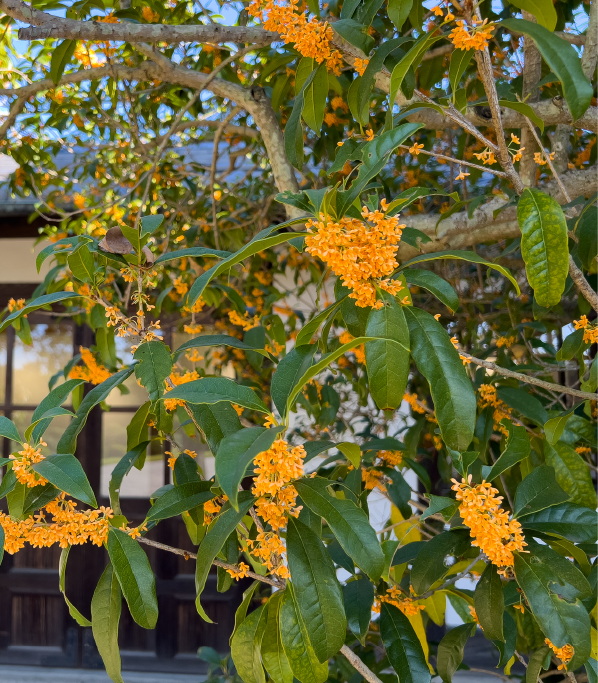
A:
12,595,64,647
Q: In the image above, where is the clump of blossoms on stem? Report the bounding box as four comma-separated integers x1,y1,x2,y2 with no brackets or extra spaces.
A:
373,587,424,615
574,315,598,344
163,370,200,411
248,0,342,74
246,439,306,578
69,347,112,385
0,494,114,554
11,443,48,488
449,17,494,51
477,384,512,436
305,202,406,309
452,476,526,576
545,639,574,670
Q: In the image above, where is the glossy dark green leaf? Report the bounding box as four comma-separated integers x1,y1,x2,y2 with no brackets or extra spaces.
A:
388,0,413,31
173,334,270,361
514,552,591,669
174,452,202,485
474,564,504,642
384,469,412,520
496,386,548,427
271,346,317,417
557,328,587,361
493,612,517,668
437,623,475,683
133,341,172,402
155,247,231,265
343,577,374,644
91,564,123,683
576,206,598,271
57,366,135,454
261,592,293,683
30,379,83,443
33,454,97,507
107,528,158,630
285,68,316,169
404,269,459,312
59,546,92,627
544,405,577,444
448,49,474,96
146,481,213,521
50,39,76,84
21,483,60,518
108,442,150,516
514,465,570,517
365,291,410,410
500,19,593,121
421,495,459,522
544,441,597,510
411,530,470,595
520,502,597,543
332,19,375,52
287,517,346,662
404,307,476,451
302,62,328,135
526,645,551,683
526,540,592,601
280,586,328,683
517,188,569,308
388,32,444,108
341,294,370,338
294,477,384,582
0,291,81,334
67,244,95,283
189,402,242,455
216,427,284,509
231,581,260,645
161,377,269,414
483,424,530,481
380,602,431,683
195,493,254,622
0,416,21,443
231,604,267,683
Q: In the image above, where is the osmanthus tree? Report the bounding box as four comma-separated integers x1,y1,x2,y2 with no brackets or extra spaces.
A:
0,0,596,680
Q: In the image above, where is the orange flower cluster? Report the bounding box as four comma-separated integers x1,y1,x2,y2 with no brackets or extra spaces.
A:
69,347,112,385
183,324,203,335
354,58,369,76
226,562,250,580
74,43,102,68
8,297,25,312
166,449,197,470
450,336,472,366
452,477,526,574
508,133,525,162
403,392,426,414
305,204,405,309
339,331,366,364
534,151,555,166
496,335,517,348
373,587,424,615
449,18,494,51
11,444,47,488
474,148,497,165
247,531,290,578
574,315,598,345
477,384,511,436
545,639,574,671
228,310,260,331
362,468,387,492
163,369,200,411
469,605,480,626
0,495,113,554
203,496,227,526
248,0,342,74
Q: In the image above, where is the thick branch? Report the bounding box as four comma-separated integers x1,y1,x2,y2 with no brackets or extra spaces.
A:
568,255,598,313
581,0,598,78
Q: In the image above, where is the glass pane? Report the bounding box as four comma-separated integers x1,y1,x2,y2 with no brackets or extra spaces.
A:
12,323,73,405
0,332,6,404
99,411,164,498
10,410,72,453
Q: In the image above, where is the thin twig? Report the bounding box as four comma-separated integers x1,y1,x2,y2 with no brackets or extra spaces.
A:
397,144,508,178
414,553,485,601
211,106,240,249
340,645,384,683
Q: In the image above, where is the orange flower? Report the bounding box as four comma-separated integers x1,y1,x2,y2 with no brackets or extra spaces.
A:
452,477,526,574
449,18,494,51
7,298,25,312
373,587,425,615
477,384,511,436
11,443,47,488
574,315,598,344
227,562,250,580
409,142,424,156
403,392,426,414
69,347,112,385
339,331,365,364
545,639,574,671
354,58,369,76
163,369,200,411
228,310,260,331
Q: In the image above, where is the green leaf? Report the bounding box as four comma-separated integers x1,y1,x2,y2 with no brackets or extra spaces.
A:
50,39,76,84
411,530,470,595
398,251,520,294
107,528,158,630
517,188,569,308
302,62,328,136
358,38,413,115
154,246,231,265
231,604,267,683
145,482,214,522
126,402,151,453
557,328,587,361
500,19,592,121
448,49,474,97
29,378,83,443
404,307,476,451
280,586,329,683
67,244,95,283
403,269,459,312
336,442,361,469
576,206,598,271
526,646,551,683
514,465,570,517
189,403,242,455
526,540,592,601
174,452,202,485
388,0,413,31
133,341,172,402
508,0,556,29
496,386,548,426
271,345,317,417
386,188,458,217
365,291,410,410
140,214,164,239
195,493,254,622
216,427,284,510
108,442,149,516
295,299,346,347
0,291,81,334
437,623,475,683
520,503,597,543
231,580,260,645
25,407,75,444
59,546,92,627
21,483,59,518
545,405,577,444
57,366,135,454
499,100,545,133
421,495,459,522
0,526,4,568
343,577,374,644
332,19,375,53
286,68,317,169
482,423,530,481
33,454,97,507
514,552,591,670
544,441,597,510
160,377,269,414
0,416,21,443
474,564,504,642
91,564,124,683
173,334,270,361
380,602,431,683
287,517,346,662
294,477,384,582
187,218,308,307
261,592,293,683
347,76,370,126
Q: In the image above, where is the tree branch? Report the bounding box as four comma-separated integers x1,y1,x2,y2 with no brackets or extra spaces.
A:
581,0,598,78
568,255,598,313
340,645,384,683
